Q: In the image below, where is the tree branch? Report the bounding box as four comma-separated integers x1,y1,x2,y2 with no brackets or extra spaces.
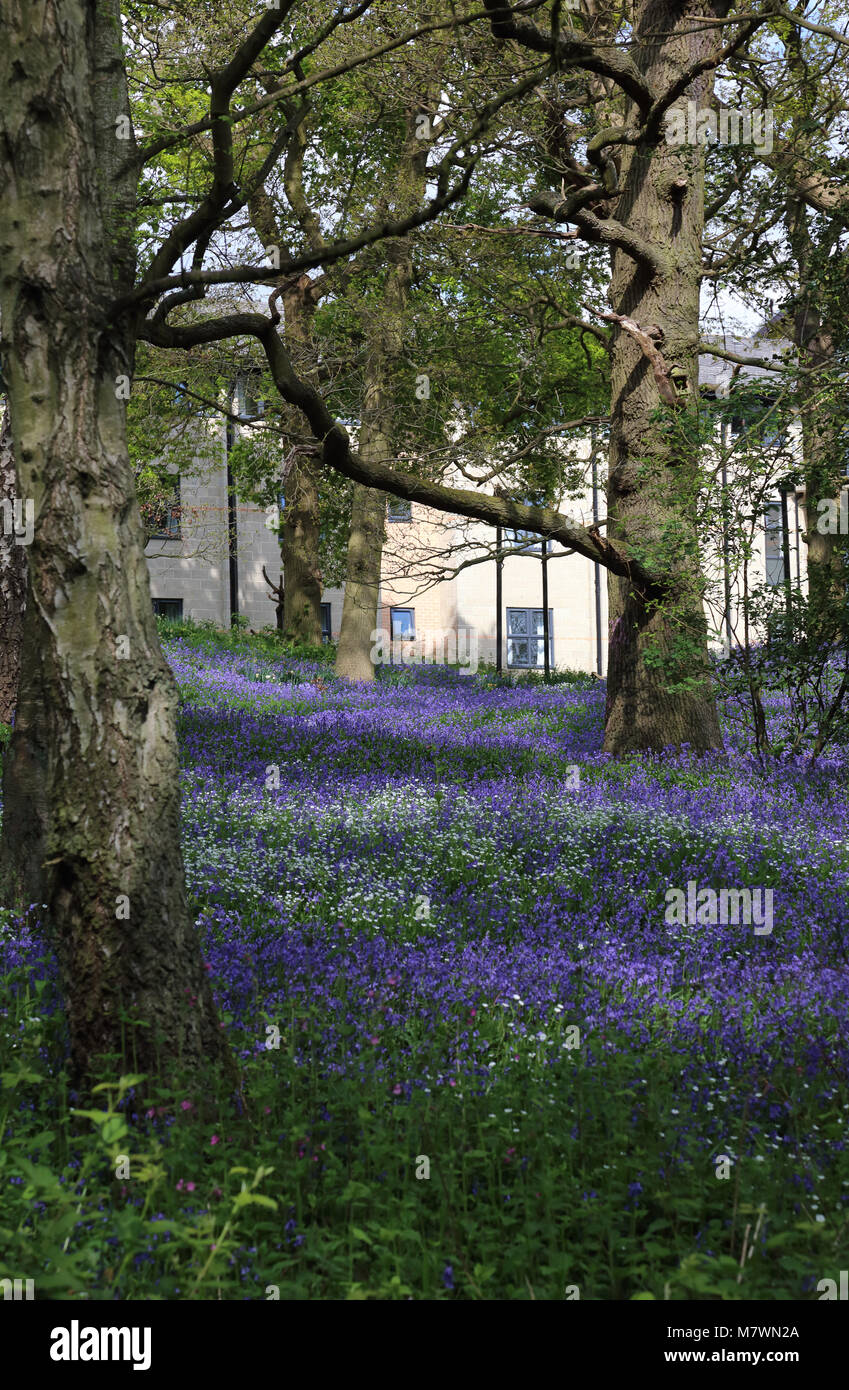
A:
139,309,658,596
482,0,656,114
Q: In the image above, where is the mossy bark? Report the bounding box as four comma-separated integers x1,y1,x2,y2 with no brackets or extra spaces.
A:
0,405,27,724
0,0,233,1088
336,114,426,682
602,1,724,754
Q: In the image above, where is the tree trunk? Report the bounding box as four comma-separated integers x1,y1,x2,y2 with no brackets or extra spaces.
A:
0,0,232,1088
602,3,724,755
279,280,323,645
781,28,845,630
785,208,844,627
336,482,387,680
336,112,426,681
247,168,325,647
0,403,27,724
281,451,323,645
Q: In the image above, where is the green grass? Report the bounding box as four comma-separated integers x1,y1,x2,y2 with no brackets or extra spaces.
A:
0,955,843,1300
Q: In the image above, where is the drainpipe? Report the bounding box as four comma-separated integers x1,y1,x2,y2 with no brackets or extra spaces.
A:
541,537,550,680
591,438,603,676
721,420,732,654
780,480,792,620
225,411,239,627
495,523,503,673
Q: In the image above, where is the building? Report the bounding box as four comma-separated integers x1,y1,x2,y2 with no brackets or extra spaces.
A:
145,335,811,675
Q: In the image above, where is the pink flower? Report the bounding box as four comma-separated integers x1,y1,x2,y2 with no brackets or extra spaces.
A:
145,1108,155,1119
469,1009,477,1019
448,1079,456,1087
392,1084,402,1095
369,1036,380,1045
185,1181,196,1192
180,1100,194,1112
176,1179,184,1191
213,1187,223,1199
210,1134,220,1146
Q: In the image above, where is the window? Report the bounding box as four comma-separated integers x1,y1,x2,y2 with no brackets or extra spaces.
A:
320,602,332,644
731,398,786,450
507,608,554,667
174,382,207,416
503,493,547,552
149,476,181,540
390,607,415,641
764,502,785,586
152,598,183,621
387,497,412,523
236,371,265,420
504,527,543,553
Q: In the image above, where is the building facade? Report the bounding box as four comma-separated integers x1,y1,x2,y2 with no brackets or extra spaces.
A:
146,336,811,675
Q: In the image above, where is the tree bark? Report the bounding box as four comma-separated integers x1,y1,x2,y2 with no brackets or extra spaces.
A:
780,25,845,627
336,481,387,681
0,403,27,724
0,0,232,1088
601,2,724,754
336,113,425,681
281,451,323,645
248,165,325,647
785,225,844,626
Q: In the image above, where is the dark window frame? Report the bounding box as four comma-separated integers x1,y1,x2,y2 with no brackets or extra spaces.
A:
506,607,554,668
390,607,416,641
152,598,184,622
764,501,785,586
148,475,182,541
387,497,412,523
238,370,266,420
503,492,548,553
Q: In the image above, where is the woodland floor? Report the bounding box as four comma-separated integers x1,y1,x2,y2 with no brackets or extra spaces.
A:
1,623,847,1299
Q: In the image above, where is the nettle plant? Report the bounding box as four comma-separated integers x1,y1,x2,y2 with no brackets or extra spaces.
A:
715,583,849,761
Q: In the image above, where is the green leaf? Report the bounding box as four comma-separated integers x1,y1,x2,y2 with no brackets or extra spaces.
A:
339,1180,371,1201
233,1192,278,1212
101,1115,128,1144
